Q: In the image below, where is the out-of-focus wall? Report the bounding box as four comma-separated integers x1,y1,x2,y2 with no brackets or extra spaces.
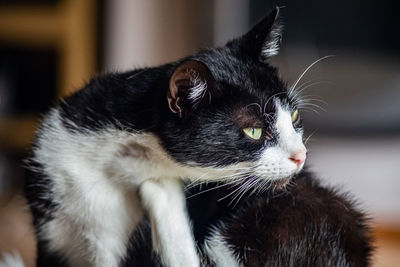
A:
104,0,250,70
105,0,215,70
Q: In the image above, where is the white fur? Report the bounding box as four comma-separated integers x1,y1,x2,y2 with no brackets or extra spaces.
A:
254,100,306,180
187,75,208,105
261,23,282,58
36,111,143,266
34,109,252,266
204,227,242,267
140,179,199,267
0,252,25,267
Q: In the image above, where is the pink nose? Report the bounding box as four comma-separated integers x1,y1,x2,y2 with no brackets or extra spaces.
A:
289,150,307,167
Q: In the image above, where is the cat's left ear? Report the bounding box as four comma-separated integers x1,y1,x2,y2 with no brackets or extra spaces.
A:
230,7,282,61
168,60,219,117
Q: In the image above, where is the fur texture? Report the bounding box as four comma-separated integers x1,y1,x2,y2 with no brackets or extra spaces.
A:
125,171,373,267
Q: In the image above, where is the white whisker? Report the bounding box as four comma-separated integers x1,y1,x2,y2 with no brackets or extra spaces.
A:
185,179,243,199
218,177,254,202
289,55,335,98
228,178,260,207
295,79,320,92
291,81,332,100
304,130,317,145
297,102,326,112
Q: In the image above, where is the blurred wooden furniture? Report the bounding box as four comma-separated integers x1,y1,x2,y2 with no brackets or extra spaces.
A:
0,0,97,151
0,1,98,263
0,193,36,267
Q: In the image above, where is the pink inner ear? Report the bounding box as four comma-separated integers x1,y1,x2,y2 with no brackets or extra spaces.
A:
167,60,220,117
167,78,182,117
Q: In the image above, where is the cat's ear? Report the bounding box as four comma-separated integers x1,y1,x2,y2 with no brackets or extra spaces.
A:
230,7,282,61
168,60,219,117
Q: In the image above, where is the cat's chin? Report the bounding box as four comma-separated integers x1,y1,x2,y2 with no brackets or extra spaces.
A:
272,177,292,190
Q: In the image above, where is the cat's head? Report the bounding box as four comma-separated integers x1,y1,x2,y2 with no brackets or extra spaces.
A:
160,7,306,186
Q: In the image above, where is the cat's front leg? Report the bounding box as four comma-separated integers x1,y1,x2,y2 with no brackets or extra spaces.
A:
139,178,200,267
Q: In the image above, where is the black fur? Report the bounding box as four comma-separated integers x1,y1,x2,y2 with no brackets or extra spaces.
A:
24,160,59,226
24,159,66,266
120,220,163,267
215,172,372,267
23,115,70,266
126,171,373,267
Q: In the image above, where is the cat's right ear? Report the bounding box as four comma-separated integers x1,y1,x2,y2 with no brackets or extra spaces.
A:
168,60,219,118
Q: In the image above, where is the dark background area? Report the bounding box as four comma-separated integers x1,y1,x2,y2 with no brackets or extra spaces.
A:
251,0,400,54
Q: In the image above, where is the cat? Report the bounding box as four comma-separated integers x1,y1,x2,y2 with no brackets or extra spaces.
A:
123,170,373,267
25,7,315,267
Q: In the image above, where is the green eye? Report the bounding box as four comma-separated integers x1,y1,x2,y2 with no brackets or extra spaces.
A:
291,109,299,123
243,127,262,140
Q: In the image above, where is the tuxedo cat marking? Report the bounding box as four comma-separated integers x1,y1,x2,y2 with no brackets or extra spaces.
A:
25,7,308,267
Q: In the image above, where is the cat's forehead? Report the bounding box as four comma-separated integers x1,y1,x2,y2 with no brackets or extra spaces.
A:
197,50,287,95
196,49,280,85
224,65,290,110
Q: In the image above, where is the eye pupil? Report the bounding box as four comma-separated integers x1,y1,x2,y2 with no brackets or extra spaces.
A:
243,127,262,140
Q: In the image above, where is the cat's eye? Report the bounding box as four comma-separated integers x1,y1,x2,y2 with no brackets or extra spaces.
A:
291,109,299,123
243,127,262,140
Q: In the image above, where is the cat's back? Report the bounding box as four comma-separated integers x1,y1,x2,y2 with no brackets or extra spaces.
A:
55,66,172,133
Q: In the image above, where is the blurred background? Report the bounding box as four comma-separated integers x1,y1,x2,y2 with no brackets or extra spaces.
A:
0,0,399,266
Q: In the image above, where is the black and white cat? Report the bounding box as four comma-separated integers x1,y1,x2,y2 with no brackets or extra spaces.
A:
23,7,369,267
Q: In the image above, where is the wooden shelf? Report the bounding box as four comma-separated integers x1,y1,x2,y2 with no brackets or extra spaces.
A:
0,0,98,151
372,225,400,267
0,5,63,46
0,115,39,151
